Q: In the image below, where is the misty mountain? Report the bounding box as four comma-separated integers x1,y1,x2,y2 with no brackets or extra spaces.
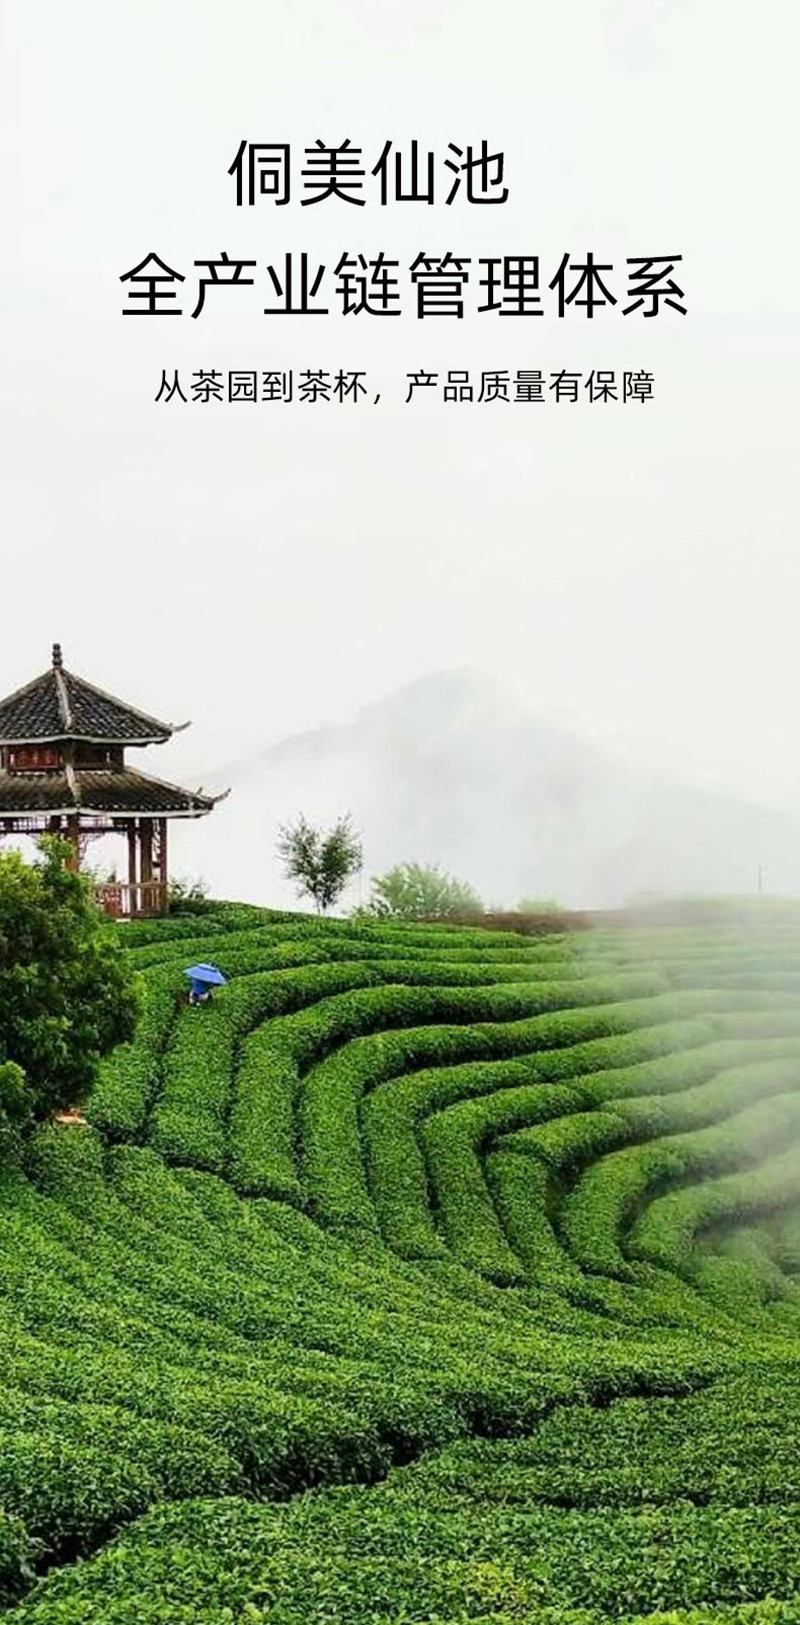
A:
176,671,800,910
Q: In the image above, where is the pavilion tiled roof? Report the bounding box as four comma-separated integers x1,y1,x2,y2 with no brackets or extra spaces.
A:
0,645,175,745
0,768,217,818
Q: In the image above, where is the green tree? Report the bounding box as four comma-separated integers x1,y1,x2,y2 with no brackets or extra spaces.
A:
362,862,483,921
277,815,363,914
0,838,140,1122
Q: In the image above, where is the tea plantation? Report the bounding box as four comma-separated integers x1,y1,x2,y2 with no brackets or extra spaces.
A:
5,903,800,1622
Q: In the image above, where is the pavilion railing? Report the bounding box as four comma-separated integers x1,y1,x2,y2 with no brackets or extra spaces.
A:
95,881,168,919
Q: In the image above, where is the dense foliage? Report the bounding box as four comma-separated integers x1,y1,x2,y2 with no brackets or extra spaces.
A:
3,900,800,1619
361,861,484,920
0,1065,27,1166
0,841,139,1121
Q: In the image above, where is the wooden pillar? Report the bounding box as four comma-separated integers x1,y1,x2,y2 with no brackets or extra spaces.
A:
127,820,138,916
158,818,168,912
127,821,138,885
65,815,80,872
140,822,153,913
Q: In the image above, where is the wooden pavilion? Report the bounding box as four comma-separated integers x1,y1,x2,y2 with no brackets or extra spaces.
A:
0,644,224,917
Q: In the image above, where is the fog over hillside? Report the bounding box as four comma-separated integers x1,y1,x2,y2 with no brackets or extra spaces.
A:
165,671,800,911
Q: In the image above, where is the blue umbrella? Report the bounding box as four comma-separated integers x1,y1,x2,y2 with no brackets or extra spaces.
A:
184,963,227,999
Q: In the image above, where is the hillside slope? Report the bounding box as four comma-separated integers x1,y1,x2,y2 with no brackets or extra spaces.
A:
4,903,800,1620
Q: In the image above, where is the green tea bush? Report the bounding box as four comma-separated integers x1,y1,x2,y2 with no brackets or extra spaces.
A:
5,907,800,1620
0,1511,35,1607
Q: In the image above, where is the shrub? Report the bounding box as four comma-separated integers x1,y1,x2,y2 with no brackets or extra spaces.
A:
360,863,484,922
165,875,212,916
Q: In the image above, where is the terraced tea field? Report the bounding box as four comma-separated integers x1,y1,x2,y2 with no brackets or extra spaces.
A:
5,903,800,1622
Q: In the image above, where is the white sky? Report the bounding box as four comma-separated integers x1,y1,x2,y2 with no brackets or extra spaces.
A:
1,1,798,816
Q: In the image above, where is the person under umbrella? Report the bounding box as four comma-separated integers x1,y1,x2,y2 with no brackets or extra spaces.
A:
184,963,228,1005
